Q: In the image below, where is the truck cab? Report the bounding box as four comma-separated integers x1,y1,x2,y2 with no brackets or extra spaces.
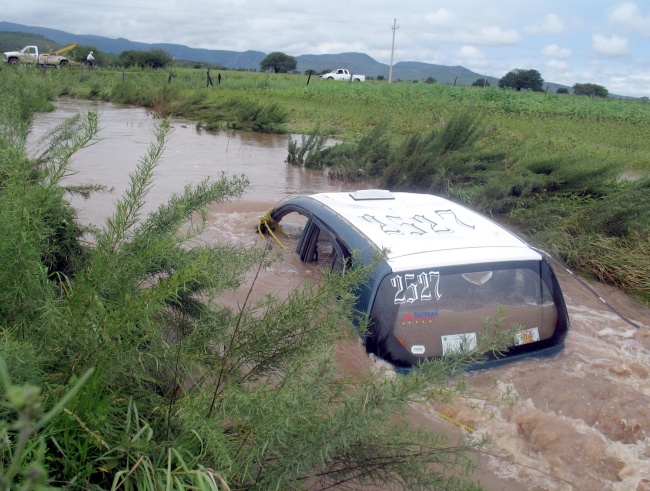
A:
15,45,38,64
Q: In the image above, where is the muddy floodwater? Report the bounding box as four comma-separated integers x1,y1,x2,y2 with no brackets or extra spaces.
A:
31,100,650,491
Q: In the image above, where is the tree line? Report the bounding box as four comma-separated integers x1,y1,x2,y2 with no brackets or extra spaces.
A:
494,68,609,97
257,52,610,97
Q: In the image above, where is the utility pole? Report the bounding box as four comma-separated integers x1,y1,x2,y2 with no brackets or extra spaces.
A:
388,18,399,83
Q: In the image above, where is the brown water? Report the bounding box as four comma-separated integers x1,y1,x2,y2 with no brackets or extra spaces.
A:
31,100,650,491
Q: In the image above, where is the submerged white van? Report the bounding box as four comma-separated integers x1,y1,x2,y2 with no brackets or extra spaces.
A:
262,190,570,370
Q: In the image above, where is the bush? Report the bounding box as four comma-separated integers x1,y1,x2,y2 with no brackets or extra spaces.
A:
573,83,609,98
381,111,486,191
287,122,392,181
117,49,173,69
287,127,328,167
197,97,288,132
498,68,544,92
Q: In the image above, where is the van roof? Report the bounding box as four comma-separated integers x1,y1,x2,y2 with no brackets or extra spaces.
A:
309,190,541,272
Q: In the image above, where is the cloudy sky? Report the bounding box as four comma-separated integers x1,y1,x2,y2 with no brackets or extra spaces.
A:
5,0,650,96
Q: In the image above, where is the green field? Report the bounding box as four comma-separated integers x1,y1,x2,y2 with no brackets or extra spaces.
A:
56,66,650,302
12,66,650,302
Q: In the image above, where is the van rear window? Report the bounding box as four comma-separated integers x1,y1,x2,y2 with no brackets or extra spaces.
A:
369,261,562,361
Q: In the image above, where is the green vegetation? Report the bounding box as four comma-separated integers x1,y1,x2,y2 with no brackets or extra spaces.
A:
1,67,520,490
498,68,544,92
2,41,649,490
291,112,647,302
71,44,107,67
288,117,648,304
0,31,54,53
260,51,297,73
117,49,174,68
471,78,490,87
573,82,609,98
3,66,648,303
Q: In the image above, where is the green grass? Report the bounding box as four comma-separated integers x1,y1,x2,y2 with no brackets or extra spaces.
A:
50,67,650,160
10,66,650,302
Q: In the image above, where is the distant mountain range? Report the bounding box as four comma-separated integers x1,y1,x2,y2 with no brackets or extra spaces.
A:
1,21,570,91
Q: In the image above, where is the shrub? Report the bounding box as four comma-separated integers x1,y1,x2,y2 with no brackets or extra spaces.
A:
472,78,490,87
197,97,288,132
287,122,392,180
286,126,328,167
117,49,173,69
381,111,486,191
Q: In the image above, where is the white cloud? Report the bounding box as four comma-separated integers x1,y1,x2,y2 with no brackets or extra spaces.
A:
547,59,568,69
308,42,368,55
424,8,455,27
591,34,629,57
455,27,520,46
456,46,485,59
542,44,571,58
525,14,565,35
453,45,486,69
606,73,650,96
403,24,519,51
607,2,650,35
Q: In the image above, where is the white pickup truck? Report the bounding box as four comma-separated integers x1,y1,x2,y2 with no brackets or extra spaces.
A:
318,69,365,82
3,46,71,67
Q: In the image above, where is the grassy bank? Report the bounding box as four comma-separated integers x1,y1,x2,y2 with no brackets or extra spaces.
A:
13,66,650,302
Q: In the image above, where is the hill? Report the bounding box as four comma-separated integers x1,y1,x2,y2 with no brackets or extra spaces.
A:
0,30,55,52
1,21,568,89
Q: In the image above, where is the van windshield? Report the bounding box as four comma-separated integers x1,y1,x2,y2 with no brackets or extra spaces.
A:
369,261,564,363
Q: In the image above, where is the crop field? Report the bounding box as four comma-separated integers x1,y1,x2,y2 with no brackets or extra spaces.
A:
56,68,650,173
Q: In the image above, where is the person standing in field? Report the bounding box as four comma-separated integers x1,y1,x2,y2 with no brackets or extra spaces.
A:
86,51,95,68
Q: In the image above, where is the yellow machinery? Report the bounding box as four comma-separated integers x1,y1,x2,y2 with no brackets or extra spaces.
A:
47,43,78,56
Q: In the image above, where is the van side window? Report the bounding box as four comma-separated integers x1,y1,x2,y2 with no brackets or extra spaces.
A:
297,221,349,272
333,239,351,272
267,207,351,271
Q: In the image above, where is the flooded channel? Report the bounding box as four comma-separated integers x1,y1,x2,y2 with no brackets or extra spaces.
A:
31,100,650,491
